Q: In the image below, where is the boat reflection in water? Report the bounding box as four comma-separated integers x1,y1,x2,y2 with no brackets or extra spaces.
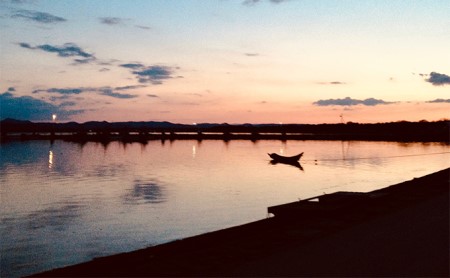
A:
269,159,304,170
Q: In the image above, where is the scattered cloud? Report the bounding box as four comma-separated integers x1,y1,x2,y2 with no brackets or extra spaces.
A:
120,63,176,85
245,53,259,57
318,81,346,85
0,92,83,121
33,85,142,99
425,72,450,86
11,9,66,23
120,63,145,69
99,17,123,25
19,42,95,64
98,17,151,30
426,98,450,103
147,94,159,98
10,0,33,4
115,85,147,91
59,101,77,107
243,0,289,5
49,95,70,102
100,89,138,99
135,25,151,30
134,66,174,84
313,97,394,106
33,88,84,95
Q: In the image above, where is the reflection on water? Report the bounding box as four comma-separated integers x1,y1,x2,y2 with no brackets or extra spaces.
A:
270,160,304,170
48,150,53,169
0,140,449,277
124,179,167,204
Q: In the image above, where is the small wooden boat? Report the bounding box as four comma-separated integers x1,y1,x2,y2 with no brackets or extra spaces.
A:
268,152,303,163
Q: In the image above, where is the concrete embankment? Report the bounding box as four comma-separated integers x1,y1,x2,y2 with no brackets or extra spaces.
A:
33,168,449,277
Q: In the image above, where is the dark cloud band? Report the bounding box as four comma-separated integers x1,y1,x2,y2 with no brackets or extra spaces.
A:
427,98,450,103
313,97,393,106
33,86,141,99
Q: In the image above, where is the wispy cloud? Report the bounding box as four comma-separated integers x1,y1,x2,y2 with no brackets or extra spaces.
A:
99,17,123,25
0,92,83,121
147,94,159,98
120,63,176,85
135,25,151,30
98,17,151,31
425,72,450,86
33,85,142,99
313,97,394,106
119,63,145,69
33,88,84,94
244,53,259,57
59,101,77,107
317,81,346,85
19,42,95,64
243,0,289,5
99,89,138,99
426,98,450,103
11,9,66,23
115,85,147,91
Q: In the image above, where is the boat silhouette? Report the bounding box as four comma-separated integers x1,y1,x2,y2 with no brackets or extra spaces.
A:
268,152,304,170
268,152,303,163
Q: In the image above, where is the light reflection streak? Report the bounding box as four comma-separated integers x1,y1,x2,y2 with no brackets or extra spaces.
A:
192,145,196,158
48,150,53,169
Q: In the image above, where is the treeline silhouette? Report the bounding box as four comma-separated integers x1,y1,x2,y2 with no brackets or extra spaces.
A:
1,118,448,142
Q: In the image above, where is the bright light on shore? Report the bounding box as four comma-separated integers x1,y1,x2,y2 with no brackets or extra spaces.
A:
52,114,57,121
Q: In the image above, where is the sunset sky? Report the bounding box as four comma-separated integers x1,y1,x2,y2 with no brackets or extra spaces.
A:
1,0,449,124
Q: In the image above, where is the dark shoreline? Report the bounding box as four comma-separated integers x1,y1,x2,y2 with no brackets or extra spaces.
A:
33,168,449,277
2,119,449,143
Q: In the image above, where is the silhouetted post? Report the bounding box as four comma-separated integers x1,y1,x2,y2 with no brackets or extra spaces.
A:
251,131,259,142
223,131,230,141
197,130,203,141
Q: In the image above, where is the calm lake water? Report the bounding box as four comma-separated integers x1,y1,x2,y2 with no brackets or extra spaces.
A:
1,139,449,277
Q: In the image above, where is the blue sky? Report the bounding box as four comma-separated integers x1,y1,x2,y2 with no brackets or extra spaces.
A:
1,0,449,123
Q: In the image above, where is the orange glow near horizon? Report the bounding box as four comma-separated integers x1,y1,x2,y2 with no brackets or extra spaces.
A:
1,1,449,123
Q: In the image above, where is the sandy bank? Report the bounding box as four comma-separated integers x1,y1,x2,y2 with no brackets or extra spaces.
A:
33,168,449,277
